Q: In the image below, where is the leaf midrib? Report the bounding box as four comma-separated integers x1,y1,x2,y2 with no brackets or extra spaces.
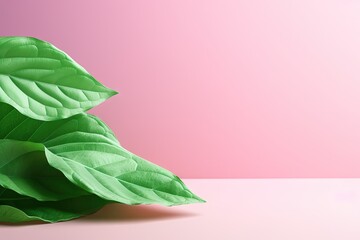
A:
0,74,112,93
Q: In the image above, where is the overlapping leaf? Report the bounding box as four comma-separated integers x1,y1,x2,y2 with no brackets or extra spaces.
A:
0,103,204,206
0,139,89,201
0,187,107,223
0,37,117,121
0,36,204,223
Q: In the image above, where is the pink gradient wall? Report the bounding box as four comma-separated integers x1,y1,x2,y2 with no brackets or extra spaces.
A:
2,0,360,178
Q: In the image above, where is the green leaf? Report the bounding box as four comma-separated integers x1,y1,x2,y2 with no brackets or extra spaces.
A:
0,103,205,206
0,187,107,223
0,37,117,121
0,139,89,201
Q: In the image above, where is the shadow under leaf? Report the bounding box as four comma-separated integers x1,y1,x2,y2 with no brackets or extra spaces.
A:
80,203,196,223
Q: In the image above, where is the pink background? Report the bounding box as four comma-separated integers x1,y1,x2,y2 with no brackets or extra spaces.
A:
2,0,360,178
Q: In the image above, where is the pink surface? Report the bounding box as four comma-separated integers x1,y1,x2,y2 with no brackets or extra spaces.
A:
2,0,360,177
2,179,360,240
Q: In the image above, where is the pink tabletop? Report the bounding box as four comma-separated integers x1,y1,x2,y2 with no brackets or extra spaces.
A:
2,179,360,240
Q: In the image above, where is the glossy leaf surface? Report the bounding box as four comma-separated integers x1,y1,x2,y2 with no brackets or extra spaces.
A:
0,139,88,201
0,103,204,206
0,37,117,121
0,187,107,223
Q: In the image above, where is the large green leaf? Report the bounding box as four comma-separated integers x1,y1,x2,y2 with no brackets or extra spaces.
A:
0,103,204,206
0,139,88,201
0,187,107,223
0,37,117,121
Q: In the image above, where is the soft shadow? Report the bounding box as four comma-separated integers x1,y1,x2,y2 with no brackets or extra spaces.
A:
79,203,196,223
0,220,45,227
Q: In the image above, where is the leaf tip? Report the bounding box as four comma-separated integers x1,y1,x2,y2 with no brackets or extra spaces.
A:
191,194,206,204
105,87,119,98
111,89,119,96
